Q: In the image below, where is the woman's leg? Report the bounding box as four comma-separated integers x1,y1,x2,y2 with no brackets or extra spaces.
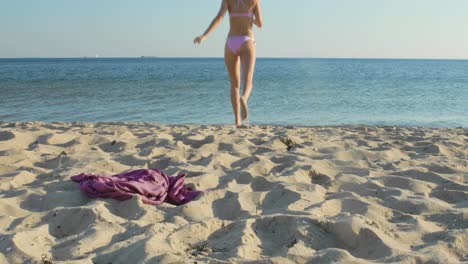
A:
224,44,241,126
240,40,256,103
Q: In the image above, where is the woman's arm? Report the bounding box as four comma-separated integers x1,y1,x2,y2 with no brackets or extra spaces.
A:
194,0,228,44
253,0,263,28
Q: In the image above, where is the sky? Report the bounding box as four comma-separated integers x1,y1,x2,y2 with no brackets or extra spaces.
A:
1,0,468,59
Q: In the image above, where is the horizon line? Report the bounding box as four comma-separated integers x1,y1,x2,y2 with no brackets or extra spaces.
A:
1,56,468,61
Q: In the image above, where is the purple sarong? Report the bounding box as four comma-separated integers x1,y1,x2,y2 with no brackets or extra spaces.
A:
71,169,201,206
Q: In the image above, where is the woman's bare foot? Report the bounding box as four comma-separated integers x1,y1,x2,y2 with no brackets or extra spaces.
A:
240,96,249,120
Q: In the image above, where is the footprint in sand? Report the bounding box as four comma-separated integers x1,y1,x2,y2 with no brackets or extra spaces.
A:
0,131,15,141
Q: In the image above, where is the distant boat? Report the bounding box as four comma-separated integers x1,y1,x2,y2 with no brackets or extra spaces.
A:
140,56,158,59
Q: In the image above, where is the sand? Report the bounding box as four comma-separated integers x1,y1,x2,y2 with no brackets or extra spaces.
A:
0,121,466,264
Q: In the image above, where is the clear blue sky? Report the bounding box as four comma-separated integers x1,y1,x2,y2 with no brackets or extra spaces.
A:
1,0,467,58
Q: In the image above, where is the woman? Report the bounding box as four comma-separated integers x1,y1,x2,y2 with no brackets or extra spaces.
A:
194,0,263,127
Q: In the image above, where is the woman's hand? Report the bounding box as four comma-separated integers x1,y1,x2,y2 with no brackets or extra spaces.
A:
193,35,205,45
195,0,228,45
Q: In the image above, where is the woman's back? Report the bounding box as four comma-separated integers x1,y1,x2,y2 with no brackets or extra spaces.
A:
227,0,257,36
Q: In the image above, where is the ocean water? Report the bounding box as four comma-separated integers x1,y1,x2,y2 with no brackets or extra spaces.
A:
0,58,467,127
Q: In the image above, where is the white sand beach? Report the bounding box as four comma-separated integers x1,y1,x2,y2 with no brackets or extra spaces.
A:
0,122,466,263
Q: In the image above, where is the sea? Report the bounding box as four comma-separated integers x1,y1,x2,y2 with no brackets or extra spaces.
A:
0,58,467,127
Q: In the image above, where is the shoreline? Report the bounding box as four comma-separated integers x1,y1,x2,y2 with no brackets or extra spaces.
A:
0,122,466,263
2,121,467,130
